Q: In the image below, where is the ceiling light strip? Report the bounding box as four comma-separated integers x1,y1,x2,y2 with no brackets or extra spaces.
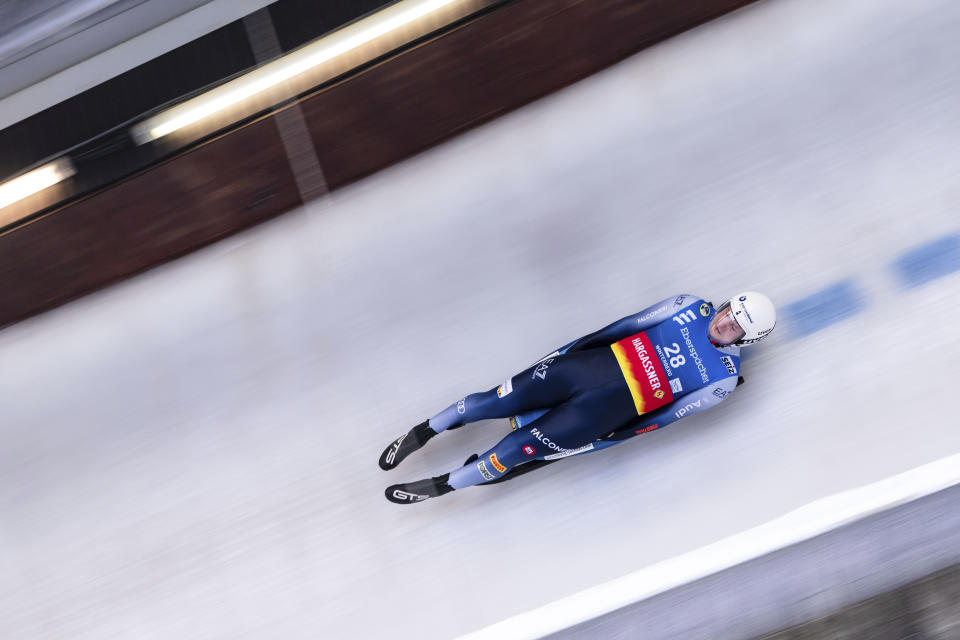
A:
0,158,76,211
131,0,470,144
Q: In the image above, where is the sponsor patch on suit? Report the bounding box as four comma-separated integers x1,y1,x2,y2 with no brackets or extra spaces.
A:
477,460,495,481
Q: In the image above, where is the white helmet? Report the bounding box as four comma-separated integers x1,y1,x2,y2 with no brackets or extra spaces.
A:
719,291,776,346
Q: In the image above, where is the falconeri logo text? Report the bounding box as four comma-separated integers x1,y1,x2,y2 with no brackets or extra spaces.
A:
530,427,571,453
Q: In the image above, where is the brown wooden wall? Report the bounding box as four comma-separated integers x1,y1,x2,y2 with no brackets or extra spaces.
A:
0,0,759,329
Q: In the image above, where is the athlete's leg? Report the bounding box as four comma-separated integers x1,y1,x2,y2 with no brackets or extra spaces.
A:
429,349,615,433
380,349,612,471
447,394,624,489
385,380,636,502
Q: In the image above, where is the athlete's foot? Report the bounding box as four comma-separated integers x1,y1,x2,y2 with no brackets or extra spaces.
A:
385,473,454,504
378,420,437,470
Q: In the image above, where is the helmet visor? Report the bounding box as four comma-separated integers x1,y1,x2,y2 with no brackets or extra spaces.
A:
709,303,746,345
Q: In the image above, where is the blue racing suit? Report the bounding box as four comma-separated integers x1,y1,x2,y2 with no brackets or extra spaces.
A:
428,295,743,489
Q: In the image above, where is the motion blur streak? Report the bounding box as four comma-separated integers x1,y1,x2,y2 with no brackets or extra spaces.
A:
131,0,475,143
2,0,960,639
893,234,960,289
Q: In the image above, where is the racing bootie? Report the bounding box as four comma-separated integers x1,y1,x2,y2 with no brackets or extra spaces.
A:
385,473,454,504
378,420,437,470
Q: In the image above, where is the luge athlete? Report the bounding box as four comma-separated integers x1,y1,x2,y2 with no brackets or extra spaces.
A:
379,292,776,504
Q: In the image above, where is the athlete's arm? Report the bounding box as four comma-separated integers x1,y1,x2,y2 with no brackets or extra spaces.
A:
601,376,739,441
558,294,697,354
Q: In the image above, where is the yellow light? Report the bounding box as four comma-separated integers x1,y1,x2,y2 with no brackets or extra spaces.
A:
0,158,75,211
133,0,464,144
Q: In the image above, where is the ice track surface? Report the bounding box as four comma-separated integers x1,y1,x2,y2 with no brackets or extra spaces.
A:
3,0,960,637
